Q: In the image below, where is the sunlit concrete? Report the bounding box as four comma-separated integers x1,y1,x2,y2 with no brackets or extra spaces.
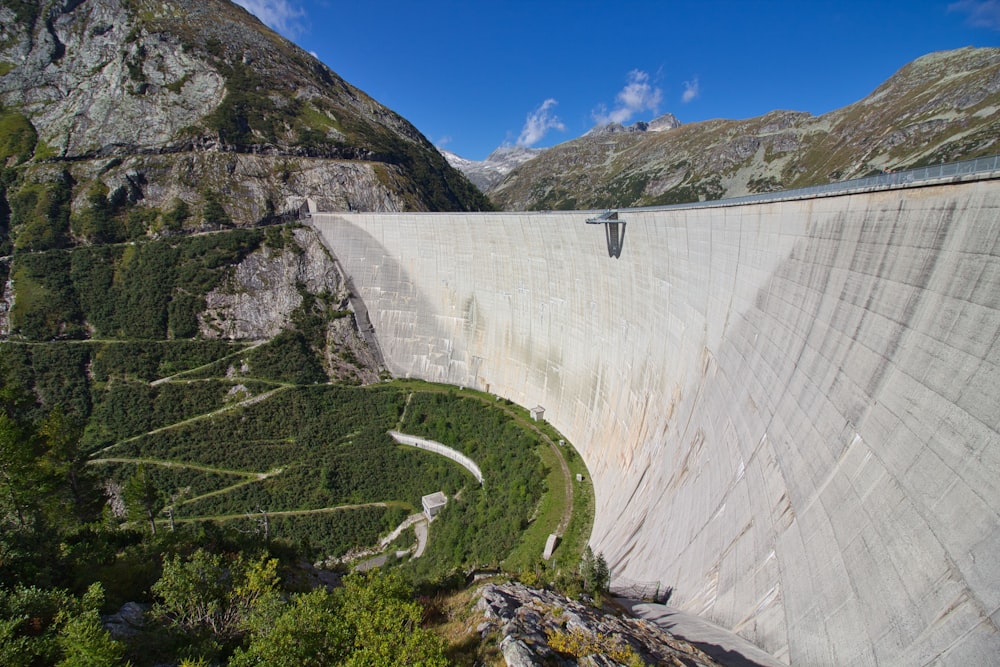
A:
313,179,1000,665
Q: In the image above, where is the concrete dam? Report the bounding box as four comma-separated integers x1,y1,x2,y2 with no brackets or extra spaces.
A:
312,173,1000,665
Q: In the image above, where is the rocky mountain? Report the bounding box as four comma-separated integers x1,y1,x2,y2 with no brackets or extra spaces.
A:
440,144,544,191
583,112,682,138
0,0,490,249
489,47,1000,210
443,114,681,193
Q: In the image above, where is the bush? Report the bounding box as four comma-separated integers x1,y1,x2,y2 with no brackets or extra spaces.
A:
10,174,72,252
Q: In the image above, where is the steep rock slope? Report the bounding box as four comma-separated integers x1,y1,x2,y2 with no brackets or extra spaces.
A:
490,47,1000,210
0,0,490,245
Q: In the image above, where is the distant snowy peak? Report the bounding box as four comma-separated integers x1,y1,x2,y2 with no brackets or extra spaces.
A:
439,148,477,171
440,145,545,191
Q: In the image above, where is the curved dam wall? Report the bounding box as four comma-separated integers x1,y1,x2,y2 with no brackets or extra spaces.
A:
312,179,1000,665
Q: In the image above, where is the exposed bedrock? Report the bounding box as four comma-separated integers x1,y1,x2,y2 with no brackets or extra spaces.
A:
312,179,1000,665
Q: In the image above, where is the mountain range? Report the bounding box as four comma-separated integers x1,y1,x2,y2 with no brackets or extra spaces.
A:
446,47,1000,211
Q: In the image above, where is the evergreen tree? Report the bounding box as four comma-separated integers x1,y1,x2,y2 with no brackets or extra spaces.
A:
579,547,611,598
123,465,163,535
55,584,130,667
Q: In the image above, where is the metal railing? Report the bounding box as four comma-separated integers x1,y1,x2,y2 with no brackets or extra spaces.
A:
627,154,1000,213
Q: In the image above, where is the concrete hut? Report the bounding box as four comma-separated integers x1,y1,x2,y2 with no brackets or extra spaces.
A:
421,492,447,520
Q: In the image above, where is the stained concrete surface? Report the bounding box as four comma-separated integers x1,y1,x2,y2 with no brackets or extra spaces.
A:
313,179,1000,665
620,598,787,667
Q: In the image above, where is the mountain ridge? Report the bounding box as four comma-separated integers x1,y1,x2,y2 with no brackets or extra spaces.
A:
487,47,1000,210
0,0,490,249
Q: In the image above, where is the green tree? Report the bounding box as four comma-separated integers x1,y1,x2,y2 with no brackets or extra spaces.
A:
55,583,130,667
0,585,74,666
11,174,72,252
0,412,33,528
202,192,231,227
36,407,99,526
72,184,124,244
230,588,348,667
579,547,610,600
151,549,280,641
338,571,447,667
123,464,163,534
162,199,191,232
233,571,446,667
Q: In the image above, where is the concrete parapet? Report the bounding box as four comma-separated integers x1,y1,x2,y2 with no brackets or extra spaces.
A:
314,179,1000,665
389,430,483,484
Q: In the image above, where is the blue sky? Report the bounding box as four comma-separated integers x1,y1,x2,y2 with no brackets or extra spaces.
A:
234,0,1000,160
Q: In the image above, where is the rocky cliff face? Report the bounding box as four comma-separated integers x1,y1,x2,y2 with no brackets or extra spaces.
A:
200,225,383,383
475,582,724,666
489,47,1000,210
0,0,490,240
0,0,476,381
200,227,342,341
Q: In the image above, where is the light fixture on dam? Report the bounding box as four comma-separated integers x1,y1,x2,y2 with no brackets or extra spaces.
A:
585,210,626,258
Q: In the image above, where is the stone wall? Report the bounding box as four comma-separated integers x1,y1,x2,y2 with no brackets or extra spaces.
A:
312,179,1000,665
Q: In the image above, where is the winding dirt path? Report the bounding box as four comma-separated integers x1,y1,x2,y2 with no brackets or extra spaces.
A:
167,501,408,524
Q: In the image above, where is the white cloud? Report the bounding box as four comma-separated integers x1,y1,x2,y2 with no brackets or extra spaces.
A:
234,0,307,38
682,77,700,104
593,70,663,125
517,99,566,147
949,0,1000,29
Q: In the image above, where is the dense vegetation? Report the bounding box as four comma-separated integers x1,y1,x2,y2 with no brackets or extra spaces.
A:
0,342,575,664
0,217,597,664
400,392,546,574
8,229,265,341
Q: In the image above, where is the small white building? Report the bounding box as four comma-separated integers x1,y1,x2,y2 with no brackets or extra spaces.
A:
421,491,447,520
530,405,545,421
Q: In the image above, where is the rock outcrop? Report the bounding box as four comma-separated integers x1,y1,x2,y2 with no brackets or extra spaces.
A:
441,145,545,192
201,225,383,383
475,582,722,666
201,227,344,341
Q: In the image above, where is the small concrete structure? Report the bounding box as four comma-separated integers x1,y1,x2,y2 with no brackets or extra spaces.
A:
542,533,559,560
530,405,545,421
421,491,447,520
390,431,483,484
